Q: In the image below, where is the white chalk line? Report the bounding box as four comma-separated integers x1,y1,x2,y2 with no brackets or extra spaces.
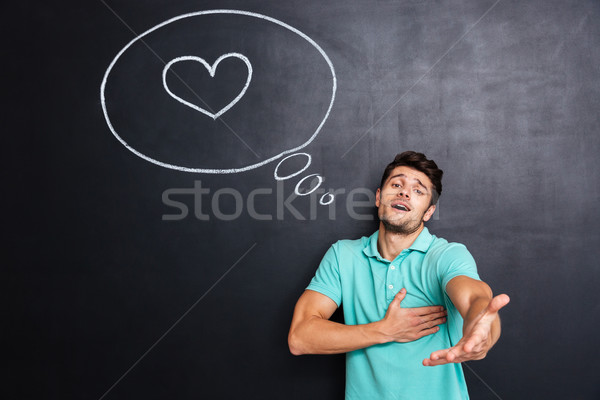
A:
319,193,335,205
294,173,323,196
463,362,505,400
340,0,503,159
163,53,253,120
101,9,337,174
99,2,260,160
274,152,333,204
97,243,257,400
273,152,312,180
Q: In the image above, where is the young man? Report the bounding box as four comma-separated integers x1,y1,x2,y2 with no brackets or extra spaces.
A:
288,151,509,399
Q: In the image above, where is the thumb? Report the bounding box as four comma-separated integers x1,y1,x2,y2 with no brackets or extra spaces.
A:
392,288,407,306
486,294,510,314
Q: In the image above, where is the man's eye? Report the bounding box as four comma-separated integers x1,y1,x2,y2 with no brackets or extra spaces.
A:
392,184,400,188
414,189,423,194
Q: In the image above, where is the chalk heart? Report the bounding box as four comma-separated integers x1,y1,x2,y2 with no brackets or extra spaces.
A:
162,53,253,120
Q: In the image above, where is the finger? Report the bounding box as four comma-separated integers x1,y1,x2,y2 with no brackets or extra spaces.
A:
410,305,447,316
425,311,448,323
415,325,440,339
445,347,468,363
428,348,451,362
423,357,452,367
425,350,475,366
423,347,456,367
445,345,463,362
424,350,465,366
444,343,469,361
416,314,446,330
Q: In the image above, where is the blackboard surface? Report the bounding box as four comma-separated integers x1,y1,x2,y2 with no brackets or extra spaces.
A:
6,1,600,399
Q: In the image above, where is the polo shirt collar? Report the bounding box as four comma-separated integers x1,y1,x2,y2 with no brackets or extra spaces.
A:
409,226,434,252
363,230,381,258
363,226,434,259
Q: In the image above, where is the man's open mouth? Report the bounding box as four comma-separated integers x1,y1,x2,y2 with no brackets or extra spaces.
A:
392,203,410,212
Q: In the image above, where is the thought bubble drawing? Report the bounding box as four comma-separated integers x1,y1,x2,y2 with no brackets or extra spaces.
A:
101,10,337,203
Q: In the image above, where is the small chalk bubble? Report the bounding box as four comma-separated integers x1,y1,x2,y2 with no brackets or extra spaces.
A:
319,192,335,205
295,174,322,196
274,152,312,181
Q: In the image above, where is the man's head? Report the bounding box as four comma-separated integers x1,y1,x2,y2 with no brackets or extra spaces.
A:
379,151,443,206
376,151,443,235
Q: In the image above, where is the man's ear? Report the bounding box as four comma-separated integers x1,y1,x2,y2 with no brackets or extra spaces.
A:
375,188,381,208
423,204,436,222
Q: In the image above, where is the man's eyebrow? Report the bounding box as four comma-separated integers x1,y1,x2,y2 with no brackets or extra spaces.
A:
388,174,429,192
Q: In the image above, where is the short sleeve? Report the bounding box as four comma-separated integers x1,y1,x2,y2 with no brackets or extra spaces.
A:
306,244,342,307
439,243,481,290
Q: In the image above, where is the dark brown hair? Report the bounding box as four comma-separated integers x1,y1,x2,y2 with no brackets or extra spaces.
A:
379,151,443,205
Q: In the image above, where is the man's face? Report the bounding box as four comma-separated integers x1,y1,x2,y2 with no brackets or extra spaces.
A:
376,166,436,235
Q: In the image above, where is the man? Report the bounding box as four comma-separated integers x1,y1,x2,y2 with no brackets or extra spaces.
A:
288,151,509,399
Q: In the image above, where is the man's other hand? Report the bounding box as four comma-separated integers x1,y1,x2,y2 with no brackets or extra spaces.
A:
423,294,510,366
376,288,447,343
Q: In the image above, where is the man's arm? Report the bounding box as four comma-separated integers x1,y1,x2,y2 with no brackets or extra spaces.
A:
288,288,447,355
423,276,510,366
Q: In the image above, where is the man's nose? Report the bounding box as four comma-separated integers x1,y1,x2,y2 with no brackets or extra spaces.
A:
397,187,410,198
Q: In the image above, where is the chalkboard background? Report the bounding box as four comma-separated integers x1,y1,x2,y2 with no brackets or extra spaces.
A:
7,0,600,399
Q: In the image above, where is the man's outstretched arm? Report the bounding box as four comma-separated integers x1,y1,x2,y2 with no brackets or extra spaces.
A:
423,276,510,366
288,288,447,355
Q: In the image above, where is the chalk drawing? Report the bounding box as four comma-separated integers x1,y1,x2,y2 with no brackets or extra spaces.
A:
162,53,252,120
101,10,339,206
319,193,334,205
294,174,323,196
274,152,333,205
273,153,312,181
100,9,336,174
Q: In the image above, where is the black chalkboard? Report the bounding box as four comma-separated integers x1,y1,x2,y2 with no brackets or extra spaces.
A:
7,1,600,399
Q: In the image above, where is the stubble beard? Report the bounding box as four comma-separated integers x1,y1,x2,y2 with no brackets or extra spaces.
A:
379,209,424,235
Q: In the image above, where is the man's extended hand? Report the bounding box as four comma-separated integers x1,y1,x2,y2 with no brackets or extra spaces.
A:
377,288,447,343
423,294,510,366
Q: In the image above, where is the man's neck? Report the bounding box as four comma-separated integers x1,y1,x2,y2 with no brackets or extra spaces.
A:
377,223,424,261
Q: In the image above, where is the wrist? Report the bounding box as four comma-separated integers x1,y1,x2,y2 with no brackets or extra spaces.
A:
367,320,392,344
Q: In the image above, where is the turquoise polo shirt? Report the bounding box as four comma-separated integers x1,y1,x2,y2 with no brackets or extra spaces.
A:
306,227,480,400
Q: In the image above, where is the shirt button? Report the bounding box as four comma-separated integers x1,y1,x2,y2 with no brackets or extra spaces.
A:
390,265,395,270
388,284,394,289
